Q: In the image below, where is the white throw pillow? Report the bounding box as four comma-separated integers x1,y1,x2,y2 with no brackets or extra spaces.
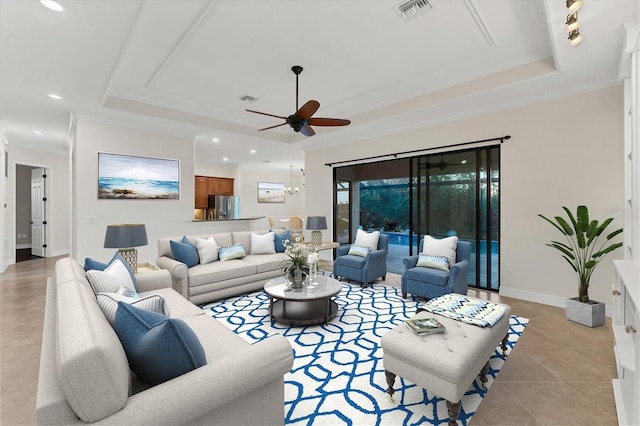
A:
353,229,380,252
251,232,276,255
86,258,136,295
196,236,219,264
422,235,458,266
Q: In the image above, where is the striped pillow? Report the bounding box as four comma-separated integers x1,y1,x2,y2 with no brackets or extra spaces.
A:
218,243,246,261
348,245,370,258
416,254,450,271
97,293,166,325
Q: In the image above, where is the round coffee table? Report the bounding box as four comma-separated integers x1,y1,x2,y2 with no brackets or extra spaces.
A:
263,275,342,325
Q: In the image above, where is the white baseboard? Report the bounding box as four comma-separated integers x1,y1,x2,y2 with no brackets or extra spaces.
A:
51,249,69,257
499,286,613,317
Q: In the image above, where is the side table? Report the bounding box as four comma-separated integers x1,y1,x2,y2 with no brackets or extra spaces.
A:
136,262,159,274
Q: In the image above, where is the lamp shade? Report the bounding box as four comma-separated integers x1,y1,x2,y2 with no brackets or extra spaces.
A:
306,216,327,230
104,224,148,248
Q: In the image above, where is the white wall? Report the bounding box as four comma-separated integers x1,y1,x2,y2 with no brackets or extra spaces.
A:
70,119,280,264
4,144,70,264
305,85,625,311
238,168,305,222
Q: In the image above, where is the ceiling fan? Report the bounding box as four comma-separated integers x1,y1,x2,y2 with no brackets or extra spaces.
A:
246,65,351,137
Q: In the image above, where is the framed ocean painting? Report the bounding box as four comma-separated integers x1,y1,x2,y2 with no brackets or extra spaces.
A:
257,182,285,203
98,152,180,200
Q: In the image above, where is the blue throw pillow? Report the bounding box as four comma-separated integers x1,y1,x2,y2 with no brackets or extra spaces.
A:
113,302,207,386
84,257,108,271
170,237,200,267
274,230,290,253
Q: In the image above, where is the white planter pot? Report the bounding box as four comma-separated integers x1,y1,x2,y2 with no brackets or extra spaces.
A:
565,297,605,327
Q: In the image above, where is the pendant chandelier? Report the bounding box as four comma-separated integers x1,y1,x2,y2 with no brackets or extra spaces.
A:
286,165,299,195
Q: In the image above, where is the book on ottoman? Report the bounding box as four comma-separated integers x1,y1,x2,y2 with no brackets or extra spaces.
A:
406,317,446,335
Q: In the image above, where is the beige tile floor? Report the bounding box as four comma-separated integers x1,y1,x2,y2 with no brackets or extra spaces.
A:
0,256,618,425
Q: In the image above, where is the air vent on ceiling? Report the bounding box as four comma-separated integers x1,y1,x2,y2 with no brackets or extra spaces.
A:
394,0,434,22
240,95,258,103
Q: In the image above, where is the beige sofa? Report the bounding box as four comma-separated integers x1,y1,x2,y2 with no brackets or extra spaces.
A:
36,257,294,425
157,231,287,305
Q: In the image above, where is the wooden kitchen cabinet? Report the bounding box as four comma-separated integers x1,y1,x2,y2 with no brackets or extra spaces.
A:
208,177,234,195
195,176,208,208
195,176,235,208
207,178,220,195
219,178,234,195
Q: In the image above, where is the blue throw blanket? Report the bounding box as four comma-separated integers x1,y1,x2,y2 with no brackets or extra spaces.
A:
418,293,506,327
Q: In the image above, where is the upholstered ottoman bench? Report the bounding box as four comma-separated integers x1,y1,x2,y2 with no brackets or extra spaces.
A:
381,295,512,426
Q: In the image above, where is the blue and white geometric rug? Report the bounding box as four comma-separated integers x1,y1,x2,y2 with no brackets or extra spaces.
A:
202,283,528,426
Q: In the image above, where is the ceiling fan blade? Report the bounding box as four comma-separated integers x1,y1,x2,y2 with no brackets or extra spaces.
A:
246,109,287,120
296,100,320,120
258,122,287,131
300,124,315,137
308,117,351,127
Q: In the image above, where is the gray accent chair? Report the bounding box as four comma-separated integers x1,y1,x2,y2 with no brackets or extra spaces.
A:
333,233,389,287
401,239,472,299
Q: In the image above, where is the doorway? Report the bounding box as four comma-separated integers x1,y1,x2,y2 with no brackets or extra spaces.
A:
15,164,48,262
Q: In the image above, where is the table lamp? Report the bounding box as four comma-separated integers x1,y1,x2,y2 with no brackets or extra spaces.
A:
306,216,327,247
104,224,148,273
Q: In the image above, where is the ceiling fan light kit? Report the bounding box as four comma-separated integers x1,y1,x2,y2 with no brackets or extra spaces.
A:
565,0,583,46
246,65,351,137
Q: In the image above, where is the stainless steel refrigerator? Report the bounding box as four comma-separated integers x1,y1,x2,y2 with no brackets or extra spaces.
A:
211,195,240,220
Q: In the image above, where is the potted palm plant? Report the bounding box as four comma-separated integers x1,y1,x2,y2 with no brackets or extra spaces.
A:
538,205,623,327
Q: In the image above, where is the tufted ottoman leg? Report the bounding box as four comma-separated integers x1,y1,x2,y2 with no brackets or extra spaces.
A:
501,333,508,353
446,400,461,426
384,370,396,400
479,361,490,389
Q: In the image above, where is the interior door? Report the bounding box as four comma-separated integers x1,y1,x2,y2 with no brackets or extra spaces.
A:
31,167,47,257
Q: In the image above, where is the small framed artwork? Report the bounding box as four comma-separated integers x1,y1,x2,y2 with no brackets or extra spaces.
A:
98,152,180,199
258,182,285,203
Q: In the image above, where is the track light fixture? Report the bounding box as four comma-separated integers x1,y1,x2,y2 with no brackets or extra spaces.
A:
568,29,583,46
566,14,580,33
286,165,299,195
565,0,583,46
566,0,582,14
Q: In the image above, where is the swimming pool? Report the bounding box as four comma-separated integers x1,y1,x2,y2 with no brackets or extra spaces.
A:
383,232,499,255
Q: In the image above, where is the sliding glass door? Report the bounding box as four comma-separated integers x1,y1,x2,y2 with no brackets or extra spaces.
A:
333,145,500,291
411,147,499,290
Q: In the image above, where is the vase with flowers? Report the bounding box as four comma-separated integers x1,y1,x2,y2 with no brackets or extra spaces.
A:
280,239,308,290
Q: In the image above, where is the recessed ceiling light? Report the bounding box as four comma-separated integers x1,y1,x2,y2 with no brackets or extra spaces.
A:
40,0,63,12
47,93,62,100
250,149,256,154
33,130,43,134
212,138,220,143
263,160,272,163
223,157,228,162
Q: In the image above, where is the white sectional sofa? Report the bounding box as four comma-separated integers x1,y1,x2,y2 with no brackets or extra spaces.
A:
156,230,289,305
36,257,293,425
